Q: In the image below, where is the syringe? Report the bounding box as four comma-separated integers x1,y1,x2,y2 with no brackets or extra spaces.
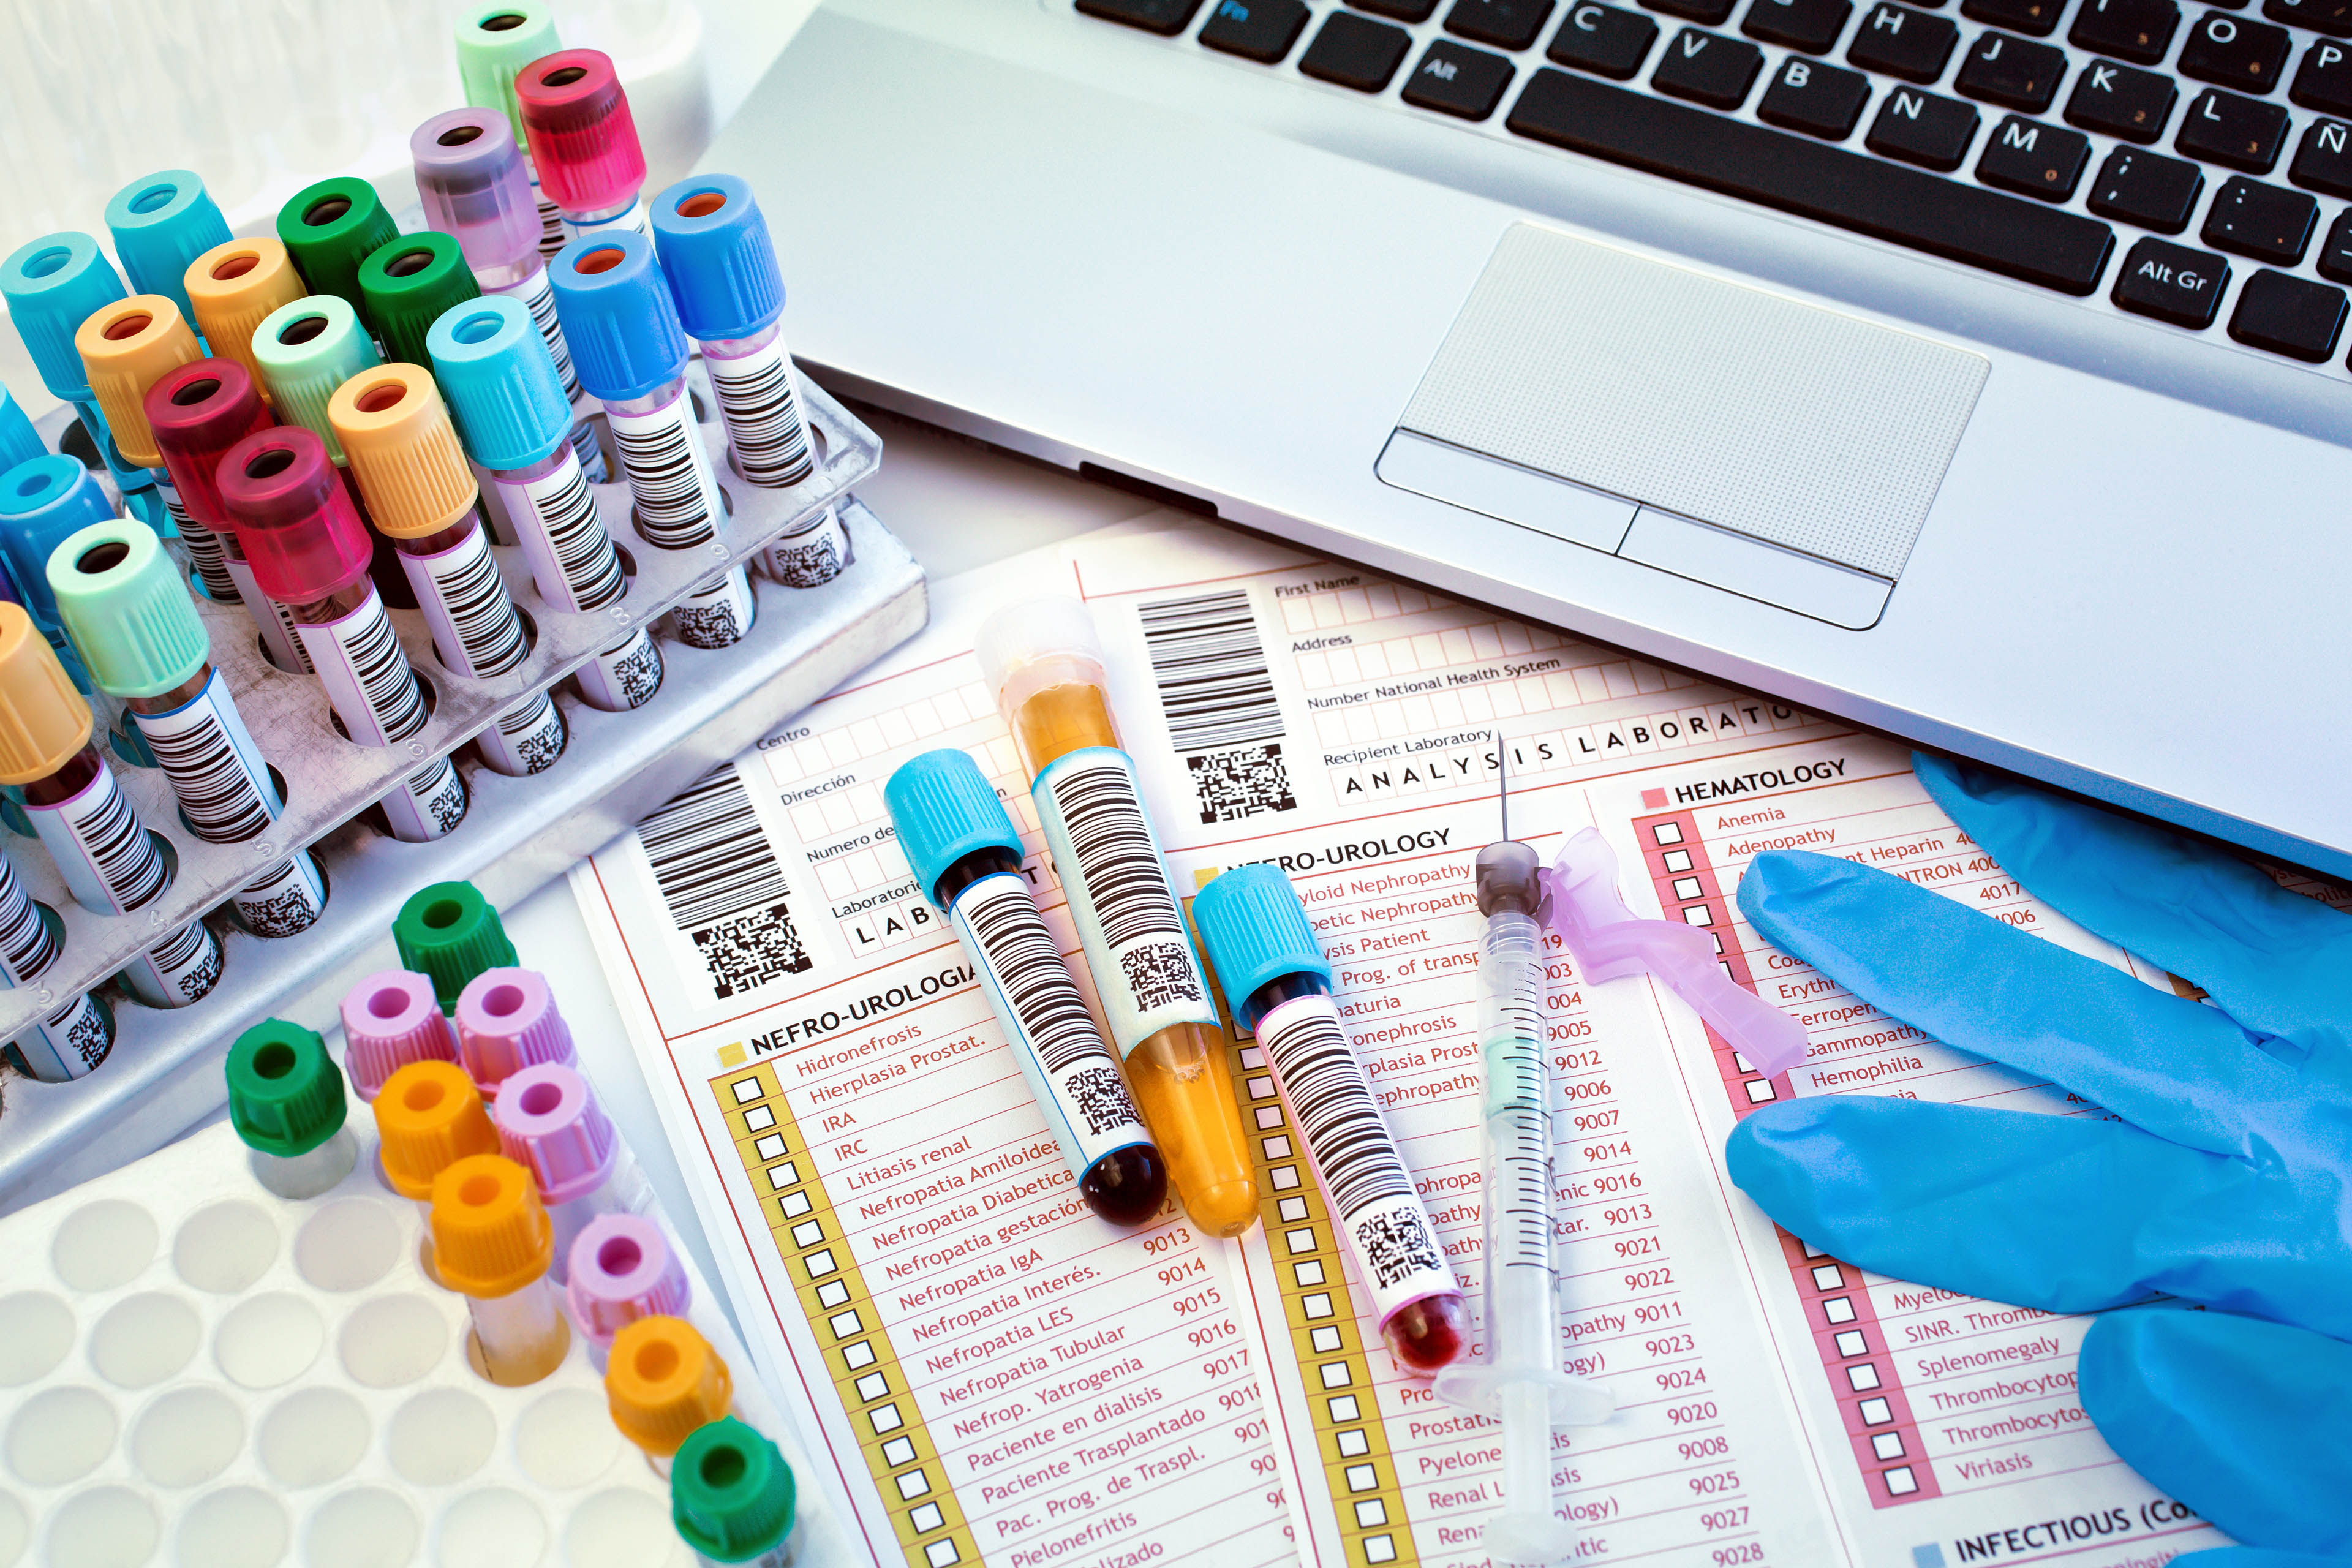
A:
1435,742,1613,1564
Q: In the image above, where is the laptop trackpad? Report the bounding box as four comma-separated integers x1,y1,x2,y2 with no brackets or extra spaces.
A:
1375,223,1990,630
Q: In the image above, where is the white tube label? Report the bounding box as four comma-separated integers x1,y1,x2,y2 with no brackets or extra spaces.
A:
760,504,849,589
494,449,624,613
573,627,663,712
222,556,310,673
478,691,567,778
1031,746,1218,1055
27,763,165,916
293,591,464,842
608,387,725,549
666,565,755,649
400,525,527,679
1255,992,1456,1325
704,334,815,488
119,916,222,1010
0,851,111,1080
156,481,236,600
496,265,582,403
952,872,1153,1178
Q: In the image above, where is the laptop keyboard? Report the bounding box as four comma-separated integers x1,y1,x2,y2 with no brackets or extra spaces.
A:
1074,0,2352,367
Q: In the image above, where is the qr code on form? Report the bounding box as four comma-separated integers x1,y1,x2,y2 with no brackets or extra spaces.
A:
694,902,812,999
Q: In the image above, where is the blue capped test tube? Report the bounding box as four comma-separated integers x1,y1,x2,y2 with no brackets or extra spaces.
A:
104,171,233,328
0,234,165,529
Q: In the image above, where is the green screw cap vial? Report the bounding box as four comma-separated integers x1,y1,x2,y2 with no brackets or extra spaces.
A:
672,1417,796,1565
394,880,518,1014
358,232,480,371
277,177,399,322
455,4,563,145
226,1020,347,1158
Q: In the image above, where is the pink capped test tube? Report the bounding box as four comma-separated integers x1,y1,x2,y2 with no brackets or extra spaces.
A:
494,1059,625,1282
514,51,650,244
455,966,578,1098
341,970,461,1101
567,1212,688,1370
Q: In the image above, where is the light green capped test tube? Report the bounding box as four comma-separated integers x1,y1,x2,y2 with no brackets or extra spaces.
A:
454,4,569,262
249,295,382,468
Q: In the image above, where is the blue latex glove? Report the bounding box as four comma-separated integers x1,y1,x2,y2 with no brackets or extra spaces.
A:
1724,752,2352,1562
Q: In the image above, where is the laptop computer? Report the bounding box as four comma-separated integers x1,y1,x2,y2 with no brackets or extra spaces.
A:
707,0,2352,876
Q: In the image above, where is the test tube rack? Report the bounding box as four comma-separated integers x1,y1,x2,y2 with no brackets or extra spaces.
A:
0,373,927,1211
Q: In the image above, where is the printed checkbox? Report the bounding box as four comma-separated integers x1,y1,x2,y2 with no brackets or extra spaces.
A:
844,1341,878,1370
1811,1264,1844,1290
911,1502,945,1532
1256,1107,1285,1131
1288,1228,1318,1254
1278,1196,1310,1223
1847,1363,1883,1392
882,1436,917,1466
767,1162,801,1190
1654,823,1685,845
804,1248,837,1279
897,1468,930,1500
1320,1362,1352,1389
1872,1432,1905,1460
1883,1466,1919,1496
870,1403,903,1434
1329,1395,1362,1422
1835,1329,1869,1357
1311,1326,1344,1353
1241,1046,1265,1069
1303,1292,1335,1319
1365,1536,1399,1565
1823,1297,1858,1325
1683,905,1713,926
1345,1463,1378,1493
1248,1075,1276,1099
1264,1136,1294,1159
1858,1396,1893,1425
792,1220,825,1248
1355,1500,1389,1528
816,1280,850,1309
1745,1079,1777,1103
1337,1429,1370,1457
742,1106,777,1131
1272,1166,1302,1191
829,1310,863,1338
856,1371,889,1401
1672,876,1704,900
778,1191,813,1218
731,1077,764,1104
1295,1259,1326,1287
1663,848,1694,872
925,1540,959,1567
754,1134,785,1159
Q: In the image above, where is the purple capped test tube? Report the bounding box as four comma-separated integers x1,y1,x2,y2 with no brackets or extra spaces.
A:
496,1059,625,1283
567,1212,689,1369
341,970,461,1101
454,966,579,1099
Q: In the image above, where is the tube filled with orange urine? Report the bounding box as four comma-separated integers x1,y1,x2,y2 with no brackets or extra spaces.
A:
974,600,1258,1237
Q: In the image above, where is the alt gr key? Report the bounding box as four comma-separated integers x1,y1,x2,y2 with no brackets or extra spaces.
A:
2112,235,2231,326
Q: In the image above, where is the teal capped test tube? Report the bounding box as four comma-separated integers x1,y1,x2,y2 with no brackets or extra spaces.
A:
1,384,42,473
104,172,233,325
0,456,110,685
0,233,161,524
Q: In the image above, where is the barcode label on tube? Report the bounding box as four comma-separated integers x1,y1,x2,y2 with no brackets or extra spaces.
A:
705,337,814,488
297,592,425,748
501,266,582,402
159,484,238,599
1258,992,1455,1316
0,853,58,985
639,764,810,998
498,452,623,612
122,917,222,1008
959,872,1150,1171
222,557,311,673
609,391,725,549
28,764,166,916
404,524,527,678
535,190,566,260
477,691,566,777
1034,748,1215,1054
134,670,279,844
232,854,326,938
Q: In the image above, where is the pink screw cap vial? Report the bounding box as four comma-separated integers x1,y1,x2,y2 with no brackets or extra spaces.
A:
341,970,459,1101
496,1061,616,1205
454,966,577,1098
514,51,646,221
567,1212,688,1367
215,424,374,605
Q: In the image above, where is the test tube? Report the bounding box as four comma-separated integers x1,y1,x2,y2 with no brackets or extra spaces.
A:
0,233,164,526
216,425,468,843
551,228,754,649
103,171,232,326
974,598,1259,1236
329,363,568,777
567,1213,688,1371
431,1152,571,1384
341,970,462,1102
143,358,311,673
516,50,652,244
226,1019,358,1199
1195,862,1472,1371
274,178,398,336
429,294,663,711
73,294,219,568
356,232,482,372
411,105,609,486
453,2,571,262
496,1060,638,1281
0,454,112,689
394,879,520,1015
672,1417,801,1568
650,176,849,588
1,383,42,473
884,747,1167,1225
0,840,114,1082
49,517,328,937
0,602,222,1008
606,1315,733,1477
181,238,306,409
455,966,579,1098
373,1058,500,1229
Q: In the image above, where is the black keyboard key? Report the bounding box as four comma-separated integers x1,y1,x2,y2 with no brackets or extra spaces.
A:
1449,0,1559,47
1506,67,2114,288
2229,266,2347,356
2290,117,2352,194
2065,59,2176,140
1868,84,1984,166
1758,55,1873,132
2292,41,2352,115
1077,0,1205,31
1355,0,1441,18
2089,147,2206,227
2070,0,2181,62
1956,32,2068,111
1404,39,1520,113
1978,113,2094,196
1645,0,1736,24
1745,0,1855,51
1961,0,2064,32
1550,2,1662,74
1200,0,1313,59
1302,10,1415,88
2177,11,2290,93
1652,26,1766,104
2176,88,2290,170
2317,206,2352,278
2201,173,2320,258
2264,0,2352,35
1848,4,1959,80
2113,236,2232,323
